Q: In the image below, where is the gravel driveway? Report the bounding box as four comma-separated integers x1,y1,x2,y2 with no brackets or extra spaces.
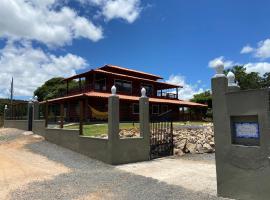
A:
0,128,229,200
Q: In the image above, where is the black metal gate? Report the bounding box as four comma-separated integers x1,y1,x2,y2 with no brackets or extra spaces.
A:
150,112,174,159
28,105,33,131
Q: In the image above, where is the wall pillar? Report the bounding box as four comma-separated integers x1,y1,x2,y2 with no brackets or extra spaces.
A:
139,96,150,138
107,93,119,164
33,101,39,120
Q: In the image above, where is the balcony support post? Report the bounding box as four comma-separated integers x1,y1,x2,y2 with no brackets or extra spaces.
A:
66,80,69,95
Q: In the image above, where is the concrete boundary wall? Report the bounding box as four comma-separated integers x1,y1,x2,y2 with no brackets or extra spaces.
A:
5,94,151,165
4,120,28,131
212,76,270,200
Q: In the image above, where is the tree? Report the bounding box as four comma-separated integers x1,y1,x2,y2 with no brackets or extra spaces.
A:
191,90,212,108
34,77,79,101
224,65,263,90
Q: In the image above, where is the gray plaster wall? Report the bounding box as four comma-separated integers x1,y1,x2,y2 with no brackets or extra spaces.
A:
32,120,46,136
212,77,270,200
110,137,150,164
3,95,151,165
4,120,28,131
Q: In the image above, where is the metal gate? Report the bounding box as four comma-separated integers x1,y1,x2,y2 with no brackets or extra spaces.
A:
28,105,33,131
150,113,174,159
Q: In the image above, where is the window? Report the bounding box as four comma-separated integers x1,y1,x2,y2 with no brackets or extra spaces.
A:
133,103,139,114
152,105,159,114
115,80,132,94
161,105,168,113
141,84,153,96
94,78,106,91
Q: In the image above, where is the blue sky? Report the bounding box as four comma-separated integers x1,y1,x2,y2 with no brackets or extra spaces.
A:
0,0,270,100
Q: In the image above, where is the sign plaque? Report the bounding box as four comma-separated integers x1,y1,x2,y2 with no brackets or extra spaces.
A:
235,122,259,139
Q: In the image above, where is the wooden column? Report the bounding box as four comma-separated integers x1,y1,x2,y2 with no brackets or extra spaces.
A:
60,103,64,128
66,81,69,95
45,101,48,127
67,101,70,123
79,78,82,91
85,97,88,122
176,88,179,99
79,100,83,135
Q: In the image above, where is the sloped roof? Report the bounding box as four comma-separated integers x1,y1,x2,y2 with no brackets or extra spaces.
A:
99,64,163,80
43,91,207,107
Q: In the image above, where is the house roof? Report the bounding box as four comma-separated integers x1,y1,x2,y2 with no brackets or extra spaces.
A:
94,69,181,89
99,65,163,80
43,91,207,107
64,65,179,89
63,67,182,89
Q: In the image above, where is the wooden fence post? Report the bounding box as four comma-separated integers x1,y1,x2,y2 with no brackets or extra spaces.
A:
60,103,64,128
45,101,48,128
79,100,83,135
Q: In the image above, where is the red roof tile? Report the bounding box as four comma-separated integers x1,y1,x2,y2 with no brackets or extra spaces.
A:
85,92,207,107
100,64,163,79
42,92,207,107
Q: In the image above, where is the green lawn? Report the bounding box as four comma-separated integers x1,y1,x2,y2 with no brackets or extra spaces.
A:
64,121,210,137
64,123,139,137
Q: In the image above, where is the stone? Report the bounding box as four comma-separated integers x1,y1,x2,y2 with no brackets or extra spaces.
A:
173,124,215,155
177,138,187,150
186,142,197,154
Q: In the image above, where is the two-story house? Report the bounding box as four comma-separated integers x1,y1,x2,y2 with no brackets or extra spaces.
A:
44,64,206,122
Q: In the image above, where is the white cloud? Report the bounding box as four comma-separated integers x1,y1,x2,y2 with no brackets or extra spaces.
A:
166,75,204,100
240,38,270,59
244,62,270,76
208,56,237,69
208,56,270,76
0,0,103,47
255,39,270,59
79,0,142,23
0,41,87,97
240,45,254,54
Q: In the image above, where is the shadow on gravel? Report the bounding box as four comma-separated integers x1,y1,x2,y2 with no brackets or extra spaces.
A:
9,138,224,200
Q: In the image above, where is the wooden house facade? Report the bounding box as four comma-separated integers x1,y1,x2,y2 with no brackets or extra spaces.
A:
44,65,207,122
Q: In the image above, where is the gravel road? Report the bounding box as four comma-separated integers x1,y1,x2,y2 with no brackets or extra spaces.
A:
0,128,229,200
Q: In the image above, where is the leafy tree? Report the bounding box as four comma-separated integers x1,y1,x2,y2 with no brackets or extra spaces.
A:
34,77,80,101
224,65,263,90
191,90,212,108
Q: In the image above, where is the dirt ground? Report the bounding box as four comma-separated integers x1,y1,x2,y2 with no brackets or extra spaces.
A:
0,128,228,200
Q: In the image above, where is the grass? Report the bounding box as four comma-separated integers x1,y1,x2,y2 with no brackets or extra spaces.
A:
173,121,212,126
64,121,210,137
64,122,140,137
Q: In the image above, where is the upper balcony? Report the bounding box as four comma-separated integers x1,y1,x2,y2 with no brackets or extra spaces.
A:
58,82,179,100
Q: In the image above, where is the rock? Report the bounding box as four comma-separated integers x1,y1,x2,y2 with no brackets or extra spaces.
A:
174,148,185,156
202,143,214,153
173,124,215,155
186,142,197,154
196,143,204,154
176,138,187,150
209,141,215,147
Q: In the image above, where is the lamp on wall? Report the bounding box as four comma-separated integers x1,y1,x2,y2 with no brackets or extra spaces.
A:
213,60,225,78
227,71,239,87
141,87,146,97
111,85,116,95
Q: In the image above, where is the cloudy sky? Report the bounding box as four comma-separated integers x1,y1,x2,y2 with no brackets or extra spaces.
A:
0,0,270,100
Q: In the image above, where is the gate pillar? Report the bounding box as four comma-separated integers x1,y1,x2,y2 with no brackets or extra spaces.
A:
212,63,270,200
